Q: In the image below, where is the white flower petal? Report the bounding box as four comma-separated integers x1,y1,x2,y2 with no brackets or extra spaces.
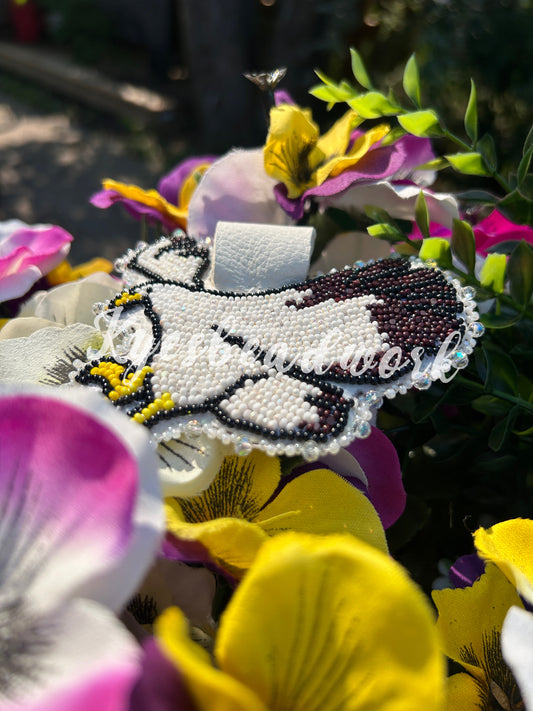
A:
157,437,228,497
187,149,293,240
501,606,533,710
325,181,460,227
0,324,100,385
0,598,141,711
19,273,120,325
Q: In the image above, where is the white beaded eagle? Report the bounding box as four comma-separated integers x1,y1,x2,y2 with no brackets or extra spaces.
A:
75,233,483,458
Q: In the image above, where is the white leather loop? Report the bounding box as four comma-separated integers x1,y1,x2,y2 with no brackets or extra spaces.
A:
212,221,316,292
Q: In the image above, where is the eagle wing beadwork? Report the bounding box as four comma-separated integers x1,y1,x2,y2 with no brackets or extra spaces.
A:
74,233,484,458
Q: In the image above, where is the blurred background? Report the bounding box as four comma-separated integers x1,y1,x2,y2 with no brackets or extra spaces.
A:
0,0,532,261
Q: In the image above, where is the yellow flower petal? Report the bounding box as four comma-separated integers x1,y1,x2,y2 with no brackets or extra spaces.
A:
256,468,388,554
316,123,390,184
102,179,188,227
432,563,523,679
474,518,533,605
445,673,487,711
263,105,319,198
178,162,212,209
156,607,268,711
315,110,360,163
165,509,269,578
46,257,113,286
216,532,445,711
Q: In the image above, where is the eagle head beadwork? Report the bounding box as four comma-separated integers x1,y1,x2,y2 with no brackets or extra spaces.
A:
74,232,484,459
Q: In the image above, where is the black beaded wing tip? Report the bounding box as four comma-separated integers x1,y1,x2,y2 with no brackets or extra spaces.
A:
74,234,484,460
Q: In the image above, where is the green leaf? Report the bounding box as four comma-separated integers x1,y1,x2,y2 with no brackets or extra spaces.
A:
489,407,520,451
507,239,533,306
363,205,394,224
455,189,499,205
349,47,373,90
464,79,478,145
498,189,533,226
314,69,340,88
517,143,533,188
414,190,430,239
471,395,512,417
414,157,450,171
308,85,342,103
418,237,452,269
482,344,519,395
450,218,476,274
445,152,490,176
479,253,507,293
481,311,522,329
477,134,497,171
367,223,407,242
398,110,443,137
403,54,421,108
348,92,401,119
523,121,533,156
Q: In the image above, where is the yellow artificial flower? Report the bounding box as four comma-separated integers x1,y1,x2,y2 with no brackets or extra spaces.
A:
263,103,389,198
102,178,188,229
432,563,524,710
474,518,533,605
156,532,446,711
46,257,113,286
165,450,387,578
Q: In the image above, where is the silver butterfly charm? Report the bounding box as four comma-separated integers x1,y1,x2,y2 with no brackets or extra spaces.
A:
75,233,483,459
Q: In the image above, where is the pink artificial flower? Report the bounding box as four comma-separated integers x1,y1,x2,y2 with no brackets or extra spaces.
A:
410,209,533,256
0,220,73,303
0,384,163,711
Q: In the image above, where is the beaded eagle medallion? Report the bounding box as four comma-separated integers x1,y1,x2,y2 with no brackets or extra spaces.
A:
74,233,483,459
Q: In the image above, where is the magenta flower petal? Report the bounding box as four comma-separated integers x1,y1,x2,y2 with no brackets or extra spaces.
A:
129,637,197,711
0,384,163,611
0,223,73,302
473,209,533,255
274,143,403,220
345,426,406,529
157,156,216,205
89,190,179,231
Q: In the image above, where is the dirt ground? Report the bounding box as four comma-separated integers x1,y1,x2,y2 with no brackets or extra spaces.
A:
0,88,177,264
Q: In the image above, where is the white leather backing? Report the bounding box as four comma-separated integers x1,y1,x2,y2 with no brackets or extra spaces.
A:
212,221,316,292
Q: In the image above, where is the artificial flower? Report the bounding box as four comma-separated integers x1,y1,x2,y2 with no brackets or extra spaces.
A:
154,532,446,711
46,256,114,286
90,156,214,232
186,149,293,241
0,272,222,498
474,518,533,604
432,562,524,710
293,424,406,529
474,518,533,709
0,218,73,303
410,208,533,256
263,102,456,222
164,449,388,578
0,383,163,710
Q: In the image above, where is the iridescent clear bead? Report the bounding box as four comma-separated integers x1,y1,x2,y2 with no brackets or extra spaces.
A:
362,390,382,406
424,259,437,268
354,420,372,439
450,350,469,369
92,302,106,315
462,286,476,300
413,374,432,390
302,441,320,462
185,419,203,437
235,436,252,456
471,321,485,338
114,258,126,273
